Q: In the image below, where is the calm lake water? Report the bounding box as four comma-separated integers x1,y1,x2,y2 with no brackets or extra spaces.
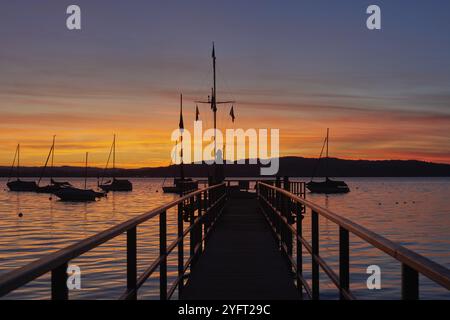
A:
0,177,449,300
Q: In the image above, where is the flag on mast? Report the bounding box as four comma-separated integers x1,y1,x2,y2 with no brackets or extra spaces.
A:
230,105,235,123
196,105,200,121
179,94,184,130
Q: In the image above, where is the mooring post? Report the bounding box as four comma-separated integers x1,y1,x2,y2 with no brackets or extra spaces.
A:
126,226,137,300
177,202,184,295
402,264,419,300
51,262,68,300
296,202,303,297
312,210,320,300
160,210,167,300
283,177,293,259
339,227,349,300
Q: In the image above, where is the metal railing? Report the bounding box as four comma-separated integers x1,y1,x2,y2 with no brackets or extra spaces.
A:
0,183,227,300
257,182,450,300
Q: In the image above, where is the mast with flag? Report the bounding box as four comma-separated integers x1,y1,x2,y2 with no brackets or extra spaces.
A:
196,43,235,183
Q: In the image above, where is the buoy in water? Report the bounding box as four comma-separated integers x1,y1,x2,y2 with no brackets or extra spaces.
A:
18,212,23,217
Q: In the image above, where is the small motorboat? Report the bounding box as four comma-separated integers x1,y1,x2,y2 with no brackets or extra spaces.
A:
54,187,105,202
306,178,350,194
99,178,133,192
163,178,199,194
98,135,133,192
6,144,37,192
7,179,37,192
307,129,350,194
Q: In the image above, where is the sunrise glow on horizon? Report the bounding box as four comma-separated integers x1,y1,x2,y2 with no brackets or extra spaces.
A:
1,1,449,168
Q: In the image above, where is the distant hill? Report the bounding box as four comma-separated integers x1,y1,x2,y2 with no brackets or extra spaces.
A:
0,157,449,177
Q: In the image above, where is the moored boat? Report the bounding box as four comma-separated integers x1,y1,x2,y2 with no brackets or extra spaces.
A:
54,187,105,202
307,129,350,194
163,178,199,194
54,152,106,202
162,94,198,194
306,178,350,194
7,179,37,192
99,178,132,192
35,136,72,194
98,135,133,192
6,144,37,192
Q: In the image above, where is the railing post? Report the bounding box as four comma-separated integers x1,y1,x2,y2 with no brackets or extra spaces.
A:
296,202,303,298
312,210,319,300
190,197,195,259
196,193,203,256
51,262,68,300
339,227,349,300
177,202,184,295
160,210,167,300
127,226,137,300
402,264,419,300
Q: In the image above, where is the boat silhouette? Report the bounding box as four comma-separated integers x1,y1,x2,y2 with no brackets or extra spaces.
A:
6,144,38,192
35,136,72,194
306,129,350,194
163,94,199,195
98,135,133,192
54,152,105,202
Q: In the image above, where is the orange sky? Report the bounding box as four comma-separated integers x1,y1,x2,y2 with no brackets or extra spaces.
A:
1,94,449,168
1,2,449,168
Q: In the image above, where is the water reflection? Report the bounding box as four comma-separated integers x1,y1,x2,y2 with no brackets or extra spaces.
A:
0,177,449,299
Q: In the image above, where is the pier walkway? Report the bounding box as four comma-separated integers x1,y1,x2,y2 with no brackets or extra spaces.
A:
181,194,300,300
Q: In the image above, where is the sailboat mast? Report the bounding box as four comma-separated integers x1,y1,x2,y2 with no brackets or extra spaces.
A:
180,94,185,181
326,128,329,159
212,43,217,160
326,128,329,179
17,144,20,180
51,135,55,181
85,152,88,190
113,134,116,179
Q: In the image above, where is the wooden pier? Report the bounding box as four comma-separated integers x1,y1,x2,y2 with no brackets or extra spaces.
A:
0,179,449,300
181,194,300,300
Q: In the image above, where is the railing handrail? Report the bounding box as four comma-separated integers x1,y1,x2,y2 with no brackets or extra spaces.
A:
257,182,450,291
0,183,226,297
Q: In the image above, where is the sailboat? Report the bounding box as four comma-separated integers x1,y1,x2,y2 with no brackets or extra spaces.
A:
306,129,350,194
54,152,105,202
35,136,72,193
163,94,199,194
6,144,38,192
98,135,133,192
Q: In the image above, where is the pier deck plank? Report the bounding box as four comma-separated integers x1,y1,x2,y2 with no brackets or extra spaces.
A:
181,194,300,300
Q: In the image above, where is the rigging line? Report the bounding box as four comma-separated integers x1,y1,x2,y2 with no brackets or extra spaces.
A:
216,62,237,104
51,135,55,181
310,136,327,181
100,139,114,185
37,143,54,186
7,145,18,183
161,140,179,188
